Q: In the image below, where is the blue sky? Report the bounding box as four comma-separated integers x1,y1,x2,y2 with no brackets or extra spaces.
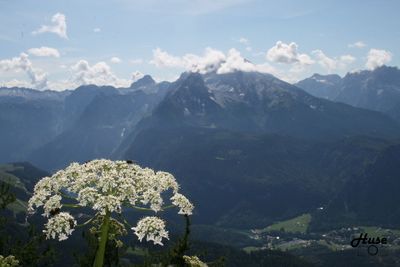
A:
0,0,399,90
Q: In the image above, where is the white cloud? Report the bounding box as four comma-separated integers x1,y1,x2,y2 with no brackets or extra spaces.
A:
150,47,226,73
267,41,314,65
182,48,226,73
365,49,392,70
150,47,279,77
110,57,122,64
0,53,48,89
32,13,68,39
150,48,185,68
348,41,366,48
296,53,314,65
0,79,31,88
71,60,131,87
339,54,356,64
312,50,355,72
150,47,225,73
93,28,101,33
27,46,60,57
1,55,139,90
312,50,336,70
218,48,257,73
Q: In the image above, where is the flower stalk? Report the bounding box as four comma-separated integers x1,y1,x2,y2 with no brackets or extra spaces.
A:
93,210,111,267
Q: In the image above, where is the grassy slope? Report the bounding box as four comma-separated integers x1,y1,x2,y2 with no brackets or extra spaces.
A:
0,164,30,215
262,213,312,234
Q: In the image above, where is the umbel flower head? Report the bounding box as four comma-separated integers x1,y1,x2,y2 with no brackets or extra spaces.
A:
132,216,169,245
28,159,194,245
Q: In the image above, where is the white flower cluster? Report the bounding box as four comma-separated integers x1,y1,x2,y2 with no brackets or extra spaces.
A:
28,159,194,243
132,216,169,246
0,255,19,267
171,193,194,215
44,212,76,241
183,255,208,267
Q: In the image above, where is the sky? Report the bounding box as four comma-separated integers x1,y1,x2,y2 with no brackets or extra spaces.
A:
0,0,399,90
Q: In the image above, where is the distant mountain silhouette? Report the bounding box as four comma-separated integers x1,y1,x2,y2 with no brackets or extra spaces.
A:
296,65,400,121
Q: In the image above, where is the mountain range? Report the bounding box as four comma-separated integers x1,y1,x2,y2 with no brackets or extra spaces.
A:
296,65,400,122
1,66,400,232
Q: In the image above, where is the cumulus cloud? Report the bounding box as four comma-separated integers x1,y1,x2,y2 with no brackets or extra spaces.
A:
110,57,121,64
312,50,336,70
0,53,48,89
339,54,356,64
150,47,279,77
312,50,355,72
150,47,226,73
71,60,131,87
27,46,60,57
217,48,257,73
150,48,185,68
32,13,68,39
365,49,392,70
267,41,314,65
348,41,366,48
182,48,226,73
1,55,140,90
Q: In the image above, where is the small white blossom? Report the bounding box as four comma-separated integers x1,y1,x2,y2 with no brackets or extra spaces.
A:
28,177,56,214
171,193,194,215
77,187,99,207
93,195,122,215
42,195,62,217
132,216,169,246
44,212,76,241
156,171,179,193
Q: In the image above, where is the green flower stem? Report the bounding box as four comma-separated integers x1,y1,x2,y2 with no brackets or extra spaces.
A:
75,217,95,228
130,205,153,211
63,203,81,208
93,210,111,267
162,204,175,210
129,204,175,211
